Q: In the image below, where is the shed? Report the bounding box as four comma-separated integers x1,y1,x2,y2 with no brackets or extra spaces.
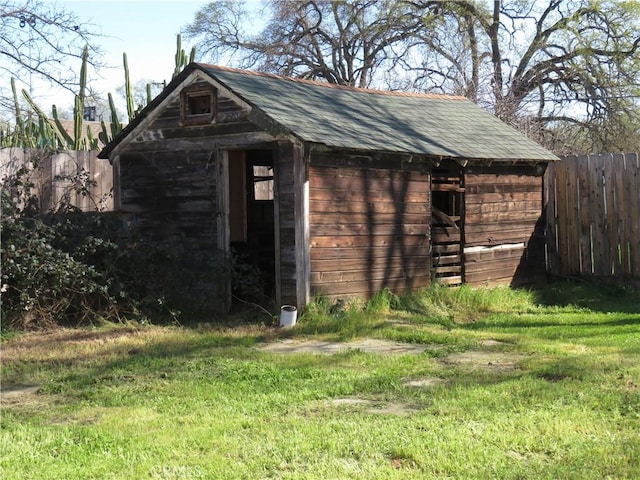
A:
98,63,559,310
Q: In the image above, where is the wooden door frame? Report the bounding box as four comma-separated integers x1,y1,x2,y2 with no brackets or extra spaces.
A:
216,148,231,311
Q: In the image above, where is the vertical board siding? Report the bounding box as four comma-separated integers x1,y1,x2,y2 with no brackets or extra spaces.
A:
308,160,431,299
1,148,113,212
546,153,640,278
464,166,546,287
276,141,297,306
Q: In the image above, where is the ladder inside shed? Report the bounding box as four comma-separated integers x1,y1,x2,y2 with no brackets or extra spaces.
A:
431,165,464,285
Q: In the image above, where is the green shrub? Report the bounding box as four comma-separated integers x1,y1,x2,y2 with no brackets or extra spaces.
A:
1,157,263,331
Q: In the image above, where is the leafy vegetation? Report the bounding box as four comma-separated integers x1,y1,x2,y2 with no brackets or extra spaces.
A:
2,281,638,479
0,154,265,330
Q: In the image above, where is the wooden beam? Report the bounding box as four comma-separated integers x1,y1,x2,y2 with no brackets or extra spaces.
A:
216,147,231,312
294,140,310,309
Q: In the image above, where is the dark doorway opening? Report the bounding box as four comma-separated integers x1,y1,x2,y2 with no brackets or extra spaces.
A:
229,149,276,298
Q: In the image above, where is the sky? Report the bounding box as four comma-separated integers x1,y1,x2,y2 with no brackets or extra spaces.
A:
31,0,211,112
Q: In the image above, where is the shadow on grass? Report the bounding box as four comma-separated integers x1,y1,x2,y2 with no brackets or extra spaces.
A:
535,279,640,314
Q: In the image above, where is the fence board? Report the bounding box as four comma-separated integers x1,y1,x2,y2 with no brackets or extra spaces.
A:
0,148,113,212
545,153,639,280
613,153,626,274
628,153,640,276
544,162,557,274
590,155,606,275
578,155,591,273
603,154,617,275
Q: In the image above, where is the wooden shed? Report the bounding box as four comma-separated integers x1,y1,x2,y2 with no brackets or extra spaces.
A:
98,63,558,310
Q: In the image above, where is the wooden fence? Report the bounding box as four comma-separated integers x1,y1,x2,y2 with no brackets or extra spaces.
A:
545,153,640,279
0,148,113,212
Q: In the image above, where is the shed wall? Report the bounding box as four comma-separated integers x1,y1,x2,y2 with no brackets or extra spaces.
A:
463,165,546,287
308,155,431,299
116,79,268,242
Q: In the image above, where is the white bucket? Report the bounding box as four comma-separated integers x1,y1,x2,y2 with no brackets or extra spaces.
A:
279,305,297,328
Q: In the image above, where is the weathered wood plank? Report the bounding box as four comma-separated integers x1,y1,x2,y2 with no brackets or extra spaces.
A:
311,254,430,273
578,155,593,274
435,276,462,285
312,274,431,296
544,161,558,274
603,154,617,275
311,234,428,248
309,188,427,203
432,244,461,254
589,155,606,276
311,244,428,260
432,230,461,244
309,212,428,225
465,191,542,204
311,267,430,284
311,223,429,237
309,201,430,215
465,183,541,194
310,175,427,194
466,200,542,215
310,151,432,172
464,224,541,244
433,254,461,265
628,153,640,276
464,210,542,224
613,153,628,275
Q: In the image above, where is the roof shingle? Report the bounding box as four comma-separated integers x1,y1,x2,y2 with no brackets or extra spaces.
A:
99,63,558,162
201,64,558,161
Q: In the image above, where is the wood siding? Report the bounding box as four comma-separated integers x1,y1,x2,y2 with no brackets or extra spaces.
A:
119,150,216,243
117,80,277,244
308,155,431,299
275,141,298,306
464,165,546,287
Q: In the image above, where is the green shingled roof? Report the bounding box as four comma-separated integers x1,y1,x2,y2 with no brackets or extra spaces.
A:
201,64,558,162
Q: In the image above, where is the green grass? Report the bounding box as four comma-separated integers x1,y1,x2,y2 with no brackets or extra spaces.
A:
1,281,639,479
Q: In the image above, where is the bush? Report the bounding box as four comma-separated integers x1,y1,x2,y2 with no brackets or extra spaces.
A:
1,156,263,331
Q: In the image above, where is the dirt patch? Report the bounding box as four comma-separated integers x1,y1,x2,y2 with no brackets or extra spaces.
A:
327,397,422,416
403,377,447,388
1,384,40,398
438,350,526,372
259,338,525,374
0,384,46,409
258,338,437,355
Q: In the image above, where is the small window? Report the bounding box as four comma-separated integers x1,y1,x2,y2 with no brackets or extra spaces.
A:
181,87,216,125
253,165,274,201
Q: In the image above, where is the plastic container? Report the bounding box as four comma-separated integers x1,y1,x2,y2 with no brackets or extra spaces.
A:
279,305,297,328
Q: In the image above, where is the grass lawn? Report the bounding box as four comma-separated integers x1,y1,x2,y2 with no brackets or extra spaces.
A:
1,281,639,479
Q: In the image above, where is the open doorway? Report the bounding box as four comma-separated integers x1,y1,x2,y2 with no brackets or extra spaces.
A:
431,163,464,285
228,149,276,298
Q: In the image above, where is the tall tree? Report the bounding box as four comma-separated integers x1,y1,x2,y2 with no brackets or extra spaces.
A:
0,0,102,113
186,0,640,152
407,0,640,152
185,0,419,87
